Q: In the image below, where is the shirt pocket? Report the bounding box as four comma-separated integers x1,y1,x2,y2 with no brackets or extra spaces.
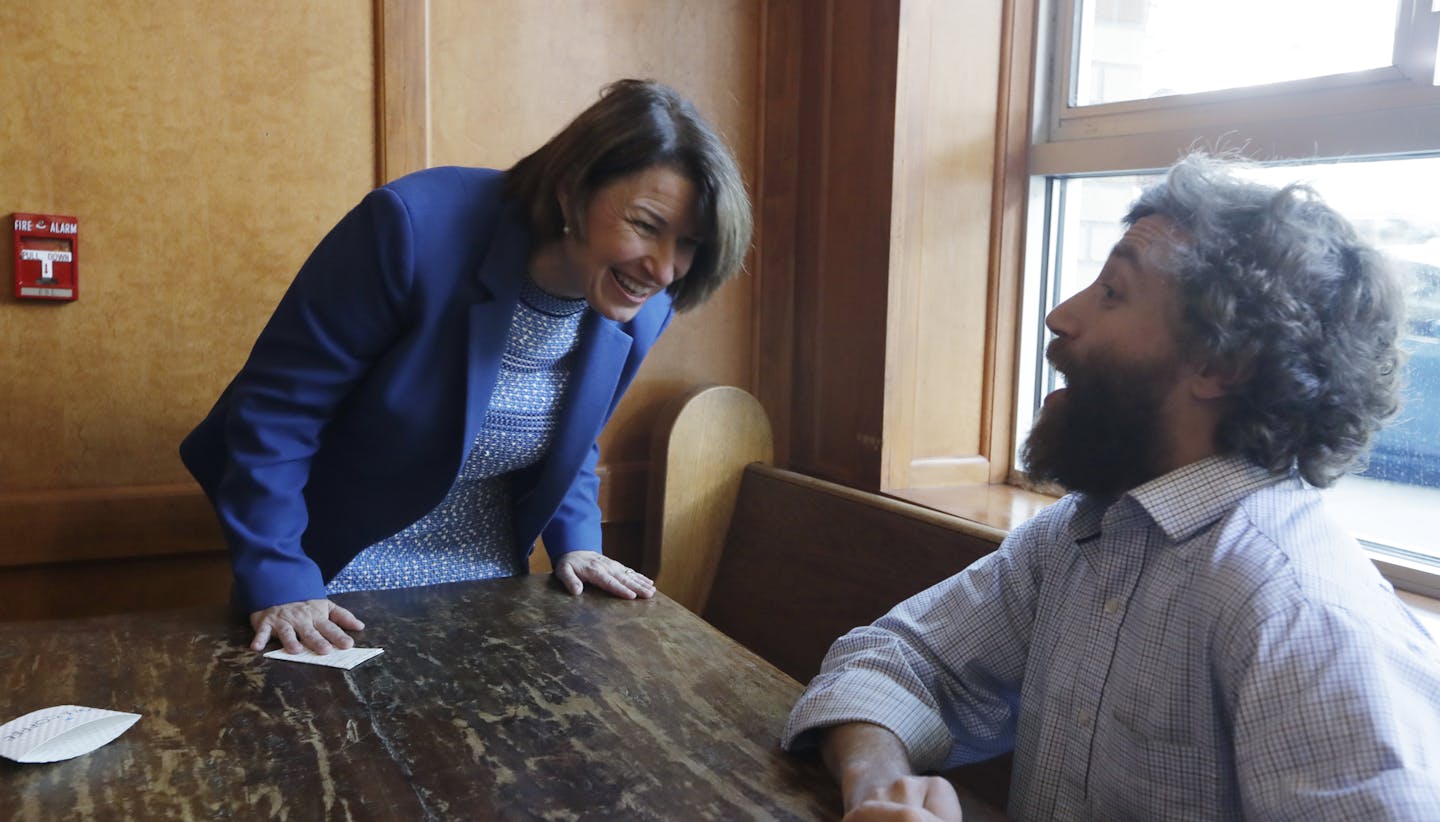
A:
1089,712,1227,821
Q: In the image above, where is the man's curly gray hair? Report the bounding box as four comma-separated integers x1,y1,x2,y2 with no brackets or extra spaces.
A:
1127,154,1406,487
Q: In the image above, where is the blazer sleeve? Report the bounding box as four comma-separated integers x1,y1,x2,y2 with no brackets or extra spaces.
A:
538,440,604,561
211,187,417,611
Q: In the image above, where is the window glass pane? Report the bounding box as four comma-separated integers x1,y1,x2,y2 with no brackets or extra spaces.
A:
1023,156,1440,564
1075,0,1401,106
1283,158,1440,563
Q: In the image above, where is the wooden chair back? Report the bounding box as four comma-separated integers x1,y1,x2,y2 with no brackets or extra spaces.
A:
644,385,773,613
703,464,1006,683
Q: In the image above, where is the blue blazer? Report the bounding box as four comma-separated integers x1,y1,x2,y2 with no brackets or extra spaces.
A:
181,167,673,613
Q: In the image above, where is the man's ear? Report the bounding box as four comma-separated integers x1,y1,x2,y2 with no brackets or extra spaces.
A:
1188,355,1252,401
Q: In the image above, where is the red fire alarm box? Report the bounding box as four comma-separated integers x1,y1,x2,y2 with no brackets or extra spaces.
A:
12,212,79,302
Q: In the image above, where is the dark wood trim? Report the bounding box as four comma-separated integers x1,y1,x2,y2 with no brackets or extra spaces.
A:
754,0,803,467
374,0,430,185
788,0,900,491
0,552,231,622
705,463,1006,684
789,0,832,479
0,461,649,573
0,485,225,568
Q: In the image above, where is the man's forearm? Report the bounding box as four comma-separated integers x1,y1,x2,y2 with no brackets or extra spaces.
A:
821,721,915,809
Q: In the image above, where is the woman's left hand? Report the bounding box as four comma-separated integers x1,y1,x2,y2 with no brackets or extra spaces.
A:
553,550,657,599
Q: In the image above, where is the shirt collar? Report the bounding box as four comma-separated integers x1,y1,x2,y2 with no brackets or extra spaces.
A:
1129,454,1285,542
1065,454,1287,544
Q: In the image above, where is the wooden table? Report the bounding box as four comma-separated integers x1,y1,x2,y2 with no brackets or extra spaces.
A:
1,575,841,820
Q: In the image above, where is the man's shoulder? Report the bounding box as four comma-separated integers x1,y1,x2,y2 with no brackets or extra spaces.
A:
1218,480,1364,577
1203,480,1400,622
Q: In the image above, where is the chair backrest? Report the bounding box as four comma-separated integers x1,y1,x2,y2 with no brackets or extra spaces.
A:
702,464,1007,683
643,385,773,613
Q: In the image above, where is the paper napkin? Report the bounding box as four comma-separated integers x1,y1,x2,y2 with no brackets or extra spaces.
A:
0,705,141,763
263,647,384,670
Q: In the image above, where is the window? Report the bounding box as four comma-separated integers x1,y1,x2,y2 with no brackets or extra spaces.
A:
1018,0,1440,594
1074,0,1399,106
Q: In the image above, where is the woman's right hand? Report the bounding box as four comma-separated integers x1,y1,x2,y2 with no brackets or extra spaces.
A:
249,598,365,654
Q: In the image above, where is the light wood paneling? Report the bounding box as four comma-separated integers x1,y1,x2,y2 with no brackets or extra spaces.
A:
0,2,374,618
3,0,1026,618
989,0,1040,485
883,0,1005,489
0,2,375,493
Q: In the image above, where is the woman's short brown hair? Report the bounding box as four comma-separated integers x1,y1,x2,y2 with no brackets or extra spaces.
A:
506,79,752,312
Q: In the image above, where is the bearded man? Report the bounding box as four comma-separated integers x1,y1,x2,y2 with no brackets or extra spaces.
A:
782,155,1440,821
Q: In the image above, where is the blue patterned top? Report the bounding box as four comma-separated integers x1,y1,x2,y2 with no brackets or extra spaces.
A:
327,280,587,593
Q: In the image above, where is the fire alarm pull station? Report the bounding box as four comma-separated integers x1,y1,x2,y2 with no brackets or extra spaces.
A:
12,212,79,301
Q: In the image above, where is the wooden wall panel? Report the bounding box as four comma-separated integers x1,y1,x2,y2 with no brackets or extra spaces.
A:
763,0,1012,492
0,553,231,623
1,0,1022,619
781,0,900,490
0,1,375,493
988,0,1041,486
753,0,804,466
882,0,1005,489
0,2,374,616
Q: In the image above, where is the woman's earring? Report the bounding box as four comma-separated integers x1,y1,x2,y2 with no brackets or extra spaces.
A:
562,224,571,236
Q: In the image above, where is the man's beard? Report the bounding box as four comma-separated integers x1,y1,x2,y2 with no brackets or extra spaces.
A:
1021,341,1181,498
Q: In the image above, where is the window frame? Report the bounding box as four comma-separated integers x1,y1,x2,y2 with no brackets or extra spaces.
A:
1032,0,1440,175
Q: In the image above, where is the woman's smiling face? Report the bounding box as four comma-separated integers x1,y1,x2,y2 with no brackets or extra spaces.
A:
557,164,701,322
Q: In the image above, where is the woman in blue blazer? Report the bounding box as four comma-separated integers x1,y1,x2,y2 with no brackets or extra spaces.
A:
181,80,752,654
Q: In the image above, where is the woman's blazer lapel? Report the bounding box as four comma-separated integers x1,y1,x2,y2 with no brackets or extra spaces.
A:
461,213,636,532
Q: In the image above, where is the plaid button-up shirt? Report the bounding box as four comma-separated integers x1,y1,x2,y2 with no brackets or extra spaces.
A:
784,455,1440,820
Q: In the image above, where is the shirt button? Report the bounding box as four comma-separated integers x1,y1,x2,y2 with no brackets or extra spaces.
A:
1076,711,1092,729
1103,598,1121,615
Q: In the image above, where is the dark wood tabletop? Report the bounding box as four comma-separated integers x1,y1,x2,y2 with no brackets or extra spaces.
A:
1,575,842,820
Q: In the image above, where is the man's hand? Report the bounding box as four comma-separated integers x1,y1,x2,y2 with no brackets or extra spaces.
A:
824,722,963,822
553,550,656,599
843,777,963,821
249,598,365,654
